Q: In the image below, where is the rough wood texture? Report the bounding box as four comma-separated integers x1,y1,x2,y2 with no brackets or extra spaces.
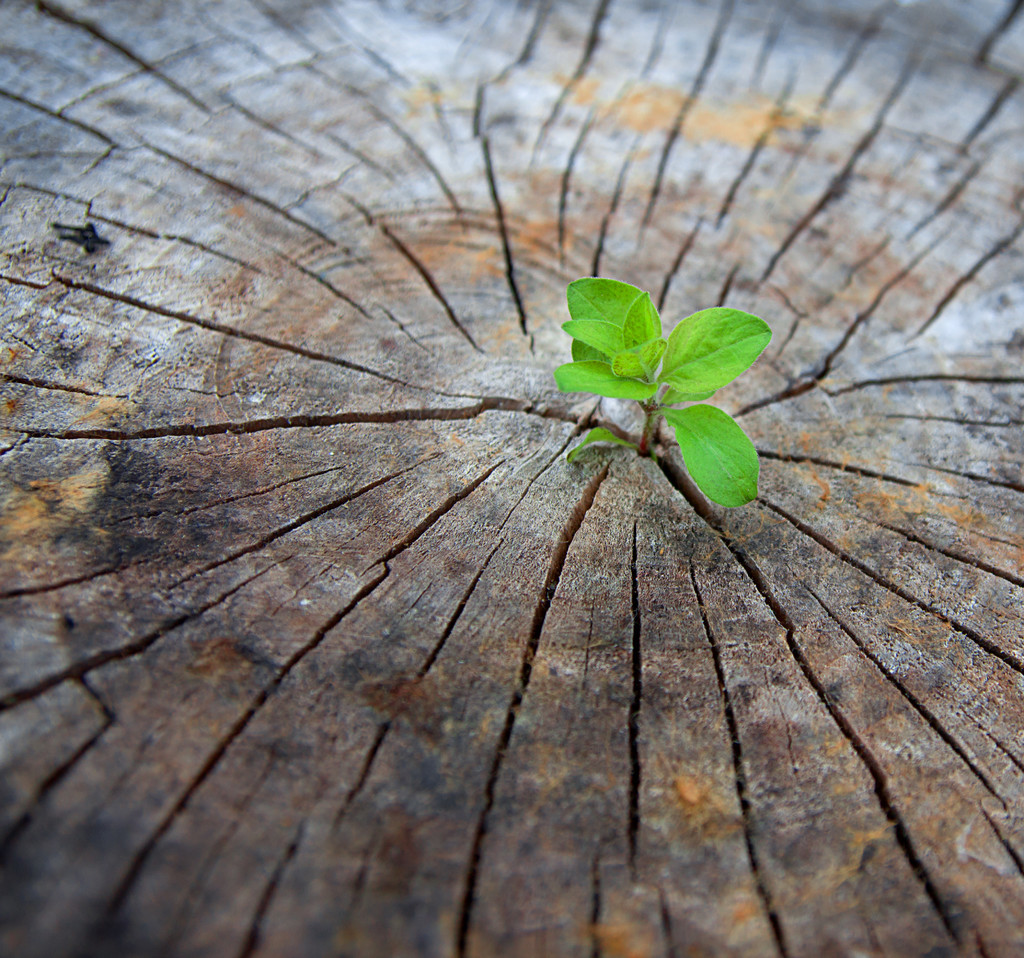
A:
2,0,1024,955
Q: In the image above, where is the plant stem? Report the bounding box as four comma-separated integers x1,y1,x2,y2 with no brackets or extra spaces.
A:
636,404,659,457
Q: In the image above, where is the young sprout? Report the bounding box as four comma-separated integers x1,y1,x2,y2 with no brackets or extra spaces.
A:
554,277,772,507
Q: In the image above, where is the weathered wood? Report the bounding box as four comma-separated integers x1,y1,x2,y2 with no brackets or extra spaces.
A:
2,0,1024,955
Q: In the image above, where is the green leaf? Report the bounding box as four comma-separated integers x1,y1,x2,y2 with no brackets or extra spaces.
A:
661,385,715,405
638,337,667,371
566,277,645,327
663,405,759,507
611,350,646,378
566,427,638,463
554,361,659,400
623,291,662,347
571,338,605,362
659,308,772,394
562,320,624,358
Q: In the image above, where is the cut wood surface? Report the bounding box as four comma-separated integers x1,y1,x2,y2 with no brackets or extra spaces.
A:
3,0,1024,955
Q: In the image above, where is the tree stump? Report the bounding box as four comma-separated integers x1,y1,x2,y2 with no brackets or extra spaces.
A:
3,0,1024,955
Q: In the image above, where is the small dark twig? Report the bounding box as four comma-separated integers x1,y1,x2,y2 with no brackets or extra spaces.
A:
51,222,111,254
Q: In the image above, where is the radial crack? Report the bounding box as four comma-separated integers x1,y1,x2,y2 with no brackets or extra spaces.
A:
592,137,639,277
481,135,529,340
643,0,733,229
532,0,613,158
738,234,939,416
33,1,211,114
0,88,115,146
760,498,1024,679
0,681,115,858
142,141,334,243
558,110,596,261
455,464,610,956
627,522,642,876
378,224,484,353
806,586,1003,802
865,514,1024,590
760,55,916,283
48,271,413,388
977,0,1024,63
18,400,534,442
0,564,275,714
688,564,788,958
657,218,703,311
913,218,1024,339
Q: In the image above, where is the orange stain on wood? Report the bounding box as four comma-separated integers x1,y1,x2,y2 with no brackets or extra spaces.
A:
608,87,809,148
730,899,760,925
592,922,656,958
0,469,107,559
570,76,602,107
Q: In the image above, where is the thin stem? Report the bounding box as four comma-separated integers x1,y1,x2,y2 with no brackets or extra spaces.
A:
636,403,660,457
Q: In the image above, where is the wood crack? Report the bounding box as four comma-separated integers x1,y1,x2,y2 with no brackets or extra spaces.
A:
863,514,1024,590
907,160,984,240
15,401,535,442
739,235,939,416
235,821,306,958
913,217,1024,338
0,564,275,714
46,271,418,388
963,77,1019,149
760,498,1024,678
532,0,613,158
455,463,610,957
0,371,121,399
333,432,580,829
0,88,115,146
660,460,977,947
0,678,115,859
806,586,1004,802
33,2,211,114
141,141,334,243
977,0,1024,63
688,563,789,958
100,566,388,922
775,8,883,188
716,78,793,228
10,182,265,273
591,137,639,277
760,55,916,283
642,0,733,229
325,71,462,214
173,455,444,590
481,135,529,341
829,373,1024,397
378,223,484,353
558,110,595,261
627,521,641,877
100,459,504,924
657,218,703,311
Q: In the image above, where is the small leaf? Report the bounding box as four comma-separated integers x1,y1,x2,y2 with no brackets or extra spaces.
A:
638,337,667,371
562,319,624,358
571,338,605,362
611,350,646,378
566,427,638,463
659,308,772,394
623,292,662,347
554,361,658,400
663,405,759,507
567,277,645,326
661,385,715,405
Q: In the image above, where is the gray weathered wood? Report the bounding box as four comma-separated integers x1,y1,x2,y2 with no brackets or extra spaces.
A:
3,0,1024,955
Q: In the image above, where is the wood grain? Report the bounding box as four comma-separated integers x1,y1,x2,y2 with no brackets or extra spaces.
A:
3,0,1024,955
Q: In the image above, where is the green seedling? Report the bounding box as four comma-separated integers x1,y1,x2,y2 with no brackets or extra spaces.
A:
554,277,771,507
